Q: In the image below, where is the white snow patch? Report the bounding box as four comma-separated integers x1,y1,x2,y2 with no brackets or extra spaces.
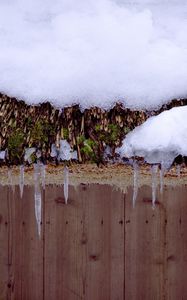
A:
0,151,6,160
51,140,77,161
24,147,36,163
1,1,187,109
117,106,187,164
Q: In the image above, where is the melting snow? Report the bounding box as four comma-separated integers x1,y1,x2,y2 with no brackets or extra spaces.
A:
51,140,77,161
24,147,36,163
0,151,6,160
117,106,187,165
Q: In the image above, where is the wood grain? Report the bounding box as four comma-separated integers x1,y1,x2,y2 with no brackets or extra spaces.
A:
0,183,187,299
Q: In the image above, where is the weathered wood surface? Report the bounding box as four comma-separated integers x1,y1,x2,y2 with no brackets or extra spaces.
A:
0,184,187,300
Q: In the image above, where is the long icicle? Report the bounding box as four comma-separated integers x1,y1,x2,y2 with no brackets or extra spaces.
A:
159,162,164,194
40,163,46,190
132,161,139,208
34,163,42,238
8,168,15,194
151,165,158,209
64,166,69,204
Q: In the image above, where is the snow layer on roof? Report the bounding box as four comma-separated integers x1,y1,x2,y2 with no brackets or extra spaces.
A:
117,106,187,164
1,1,187,109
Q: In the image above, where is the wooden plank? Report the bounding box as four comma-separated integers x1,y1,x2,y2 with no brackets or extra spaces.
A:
0,186,9,300
164,185,187,300
44,184,124,300
83,184,124,300
44,185,84,300
125,185,165,300
6,185,44,300
19,185,44,300
6,185,22,300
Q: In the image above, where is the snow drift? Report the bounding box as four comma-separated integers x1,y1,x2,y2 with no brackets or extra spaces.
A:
117,106,187,165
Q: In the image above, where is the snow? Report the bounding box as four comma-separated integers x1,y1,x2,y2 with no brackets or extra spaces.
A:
24,147,36,163
51,140,77,161
1,1,187,109
0,151,6,160
117,106,187,164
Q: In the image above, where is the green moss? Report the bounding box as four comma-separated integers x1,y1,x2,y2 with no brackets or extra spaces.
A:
78,135,97,162
63,128,69,140
8,129,25,163
25,116,33,128
30,120,55,146
77,135,85,145
95,124,101,132
108,124,120,143
123,126,131,134
94,123,121,145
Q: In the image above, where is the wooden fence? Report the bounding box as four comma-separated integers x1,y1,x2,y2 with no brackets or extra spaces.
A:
0,183,187,300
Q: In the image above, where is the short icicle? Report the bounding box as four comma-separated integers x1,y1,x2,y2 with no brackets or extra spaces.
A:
19,165,24,198
64,166,69,204
151,165,158,209
132,161,139,208
34,163,42,238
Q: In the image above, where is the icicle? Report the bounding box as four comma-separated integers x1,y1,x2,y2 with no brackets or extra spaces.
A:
40,163,46,190
151,165,158,209
19,165,24,198
64,166,69,204
132,161,139,208
34,163,42,238
159,163,164,194
8,168,15,194
176,165,181,177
